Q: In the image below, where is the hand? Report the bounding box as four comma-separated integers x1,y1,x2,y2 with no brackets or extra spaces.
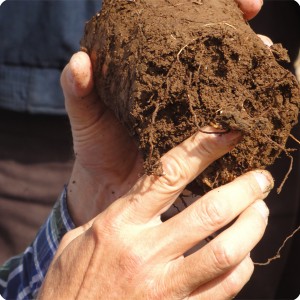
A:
61,52,143,225
38,128,273,299
61,0,264,225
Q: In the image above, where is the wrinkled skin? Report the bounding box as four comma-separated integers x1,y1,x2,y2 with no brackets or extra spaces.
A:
38,1,274,299
38,125,273,299
63,0,264,226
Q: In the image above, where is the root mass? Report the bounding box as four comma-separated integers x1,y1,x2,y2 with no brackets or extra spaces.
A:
81,0,300,194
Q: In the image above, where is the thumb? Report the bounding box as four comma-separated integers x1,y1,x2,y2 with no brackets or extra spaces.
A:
61,51,106,131
236,0,263,20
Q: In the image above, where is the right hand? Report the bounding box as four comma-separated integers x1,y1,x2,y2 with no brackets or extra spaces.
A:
38,128,273,300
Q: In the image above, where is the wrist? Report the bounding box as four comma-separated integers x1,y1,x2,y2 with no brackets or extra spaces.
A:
67,160,112,225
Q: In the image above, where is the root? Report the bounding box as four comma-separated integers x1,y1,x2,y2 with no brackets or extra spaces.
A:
262,133,294,194
187,93,201,131
289,133,300,145
176,21,236,63
277,153,293,194
202,21,237,31
275,133,300,193
148,102,161,164
254,224,300,266
177,38,198,62
187,94,230,135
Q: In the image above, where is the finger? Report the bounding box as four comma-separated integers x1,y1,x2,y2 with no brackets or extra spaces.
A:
258,34,273,47
61,51,106,132
236,0,263,20
119,130,242,224
153,170,273,258
189,256,254,300
167,199,268,297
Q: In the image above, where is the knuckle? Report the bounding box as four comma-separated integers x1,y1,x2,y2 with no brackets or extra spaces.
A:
210,240,237,270
159,154,190,189
196,197,226,230
90,208,122,242
57,230,79,255
91,213,111,238
60,230,75,245
91,215,146,276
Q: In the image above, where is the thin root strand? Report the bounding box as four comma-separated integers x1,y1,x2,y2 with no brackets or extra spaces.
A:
254,224,300,266
262,133,294,194
289,133,300,145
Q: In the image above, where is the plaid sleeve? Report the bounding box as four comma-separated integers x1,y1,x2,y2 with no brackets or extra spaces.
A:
0,186,75,300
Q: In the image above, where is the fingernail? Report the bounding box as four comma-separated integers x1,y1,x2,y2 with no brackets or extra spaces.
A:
252,200,269,224
224,130,243,143
253,170,274,194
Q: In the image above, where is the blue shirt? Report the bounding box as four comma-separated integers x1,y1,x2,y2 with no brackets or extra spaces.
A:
0,187,75,300
0,0,101,115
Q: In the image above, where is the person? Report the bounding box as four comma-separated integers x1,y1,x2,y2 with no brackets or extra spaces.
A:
0,0,297,299
39,58,272,299
0,0,101,263
0,1,272,297
1,50,273,299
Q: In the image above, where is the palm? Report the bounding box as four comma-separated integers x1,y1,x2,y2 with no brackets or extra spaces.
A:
73,104,142,194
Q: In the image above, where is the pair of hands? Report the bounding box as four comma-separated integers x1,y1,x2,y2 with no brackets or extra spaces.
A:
39,1,273,298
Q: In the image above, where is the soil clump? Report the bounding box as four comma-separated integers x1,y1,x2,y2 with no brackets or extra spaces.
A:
81,0,300,194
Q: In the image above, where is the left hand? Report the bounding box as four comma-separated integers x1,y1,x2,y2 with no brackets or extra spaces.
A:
61,0,264,225
61,52,143,225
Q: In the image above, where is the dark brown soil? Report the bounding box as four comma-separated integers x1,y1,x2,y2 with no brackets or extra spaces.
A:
81,0,300,195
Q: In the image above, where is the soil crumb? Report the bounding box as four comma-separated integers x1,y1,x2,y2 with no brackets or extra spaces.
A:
81,0,300,194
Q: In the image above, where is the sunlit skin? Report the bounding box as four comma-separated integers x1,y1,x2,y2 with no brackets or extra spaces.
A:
38,2,276,299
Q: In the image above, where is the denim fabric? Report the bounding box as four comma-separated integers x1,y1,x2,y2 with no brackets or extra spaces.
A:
0,0,101,114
